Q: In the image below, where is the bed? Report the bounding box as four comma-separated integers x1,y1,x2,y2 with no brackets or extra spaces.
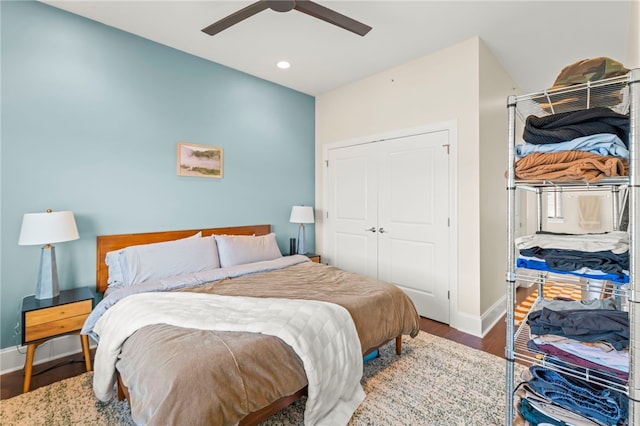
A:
83,224,421,426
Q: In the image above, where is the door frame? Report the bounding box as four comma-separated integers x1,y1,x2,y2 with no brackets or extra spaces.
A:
322,120,459,327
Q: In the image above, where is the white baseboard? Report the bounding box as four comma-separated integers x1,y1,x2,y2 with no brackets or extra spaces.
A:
451,295,506,339
480,294,506,338
453,311,483,337
0,335,96,375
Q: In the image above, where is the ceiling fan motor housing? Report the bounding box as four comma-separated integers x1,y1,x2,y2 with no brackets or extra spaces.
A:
267,1,296,13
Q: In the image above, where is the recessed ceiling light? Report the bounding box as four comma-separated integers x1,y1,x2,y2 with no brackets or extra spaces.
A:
277,61,290,69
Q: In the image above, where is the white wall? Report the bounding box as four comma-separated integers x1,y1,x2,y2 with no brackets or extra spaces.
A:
478,41,520,317
628,0,639,69
316,37,516,335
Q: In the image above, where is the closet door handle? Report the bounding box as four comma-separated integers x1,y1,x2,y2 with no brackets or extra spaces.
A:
378,227,386,233
365,227,377,233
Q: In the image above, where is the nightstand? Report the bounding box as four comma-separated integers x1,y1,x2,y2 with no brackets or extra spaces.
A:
305,253,321,263
21,287,94,393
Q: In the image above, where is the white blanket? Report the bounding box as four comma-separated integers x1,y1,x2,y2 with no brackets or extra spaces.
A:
92,292,365,426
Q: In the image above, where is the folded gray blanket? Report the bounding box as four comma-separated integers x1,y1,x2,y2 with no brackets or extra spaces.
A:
524,107,629,146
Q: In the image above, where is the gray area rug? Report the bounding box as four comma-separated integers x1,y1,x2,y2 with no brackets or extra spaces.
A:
0,332,523,425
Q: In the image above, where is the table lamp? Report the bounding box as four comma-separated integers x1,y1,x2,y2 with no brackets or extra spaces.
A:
18,209,80,300
289,205,314,254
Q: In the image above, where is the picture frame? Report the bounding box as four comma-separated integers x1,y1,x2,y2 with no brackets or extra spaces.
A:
177,142,224,179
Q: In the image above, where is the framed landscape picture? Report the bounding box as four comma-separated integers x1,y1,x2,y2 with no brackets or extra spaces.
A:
177,142,224,178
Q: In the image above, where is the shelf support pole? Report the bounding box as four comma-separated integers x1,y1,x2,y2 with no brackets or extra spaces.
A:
627,67,639,426
505,95,518,426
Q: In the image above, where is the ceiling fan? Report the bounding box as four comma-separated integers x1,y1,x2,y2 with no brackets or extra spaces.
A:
201,0,372,37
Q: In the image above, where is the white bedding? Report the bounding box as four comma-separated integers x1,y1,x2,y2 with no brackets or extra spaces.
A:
92,291,365,426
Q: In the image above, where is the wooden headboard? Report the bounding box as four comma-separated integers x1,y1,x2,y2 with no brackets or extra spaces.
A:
96,224,271,293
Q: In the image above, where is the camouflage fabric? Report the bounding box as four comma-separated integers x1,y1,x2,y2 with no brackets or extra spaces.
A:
551,57,629,89
539,57,630,114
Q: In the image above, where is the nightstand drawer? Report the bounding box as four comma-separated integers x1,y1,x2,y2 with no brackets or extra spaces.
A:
24,300,91,343
25,299,92,326
25,314,88,343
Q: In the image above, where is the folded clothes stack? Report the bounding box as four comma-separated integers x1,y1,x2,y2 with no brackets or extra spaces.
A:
515,296,630,425
515,232,629,284
515,108,630,182
513,57,630,183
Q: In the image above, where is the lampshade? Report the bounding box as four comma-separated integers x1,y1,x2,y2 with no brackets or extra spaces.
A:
18,210,80,300
18,210,79,246
289,206,314,224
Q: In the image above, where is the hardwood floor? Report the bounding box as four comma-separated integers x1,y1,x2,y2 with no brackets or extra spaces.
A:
1,286,528,401
1,349,94,400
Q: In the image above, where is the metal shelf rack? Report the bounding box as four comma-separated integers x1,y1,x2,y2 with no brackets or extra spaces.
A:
505,68,639,425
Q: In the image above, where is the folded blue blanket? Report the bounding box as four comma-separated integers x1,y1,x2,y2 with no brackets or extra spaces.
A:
515,133,629,159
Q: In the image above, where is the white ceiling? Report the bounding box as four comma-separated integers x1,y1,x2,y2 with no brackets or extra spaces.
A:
42,1,632,96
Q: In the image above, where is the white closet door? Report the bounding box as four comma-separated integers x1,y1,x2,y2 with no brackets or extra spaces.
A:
377,130,450,323
326,143,378,278
325,129,451,324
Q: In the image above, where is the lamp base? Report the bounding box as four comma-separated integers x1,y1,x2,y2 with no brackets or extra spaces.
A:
296,224,306,254
35,246,60,300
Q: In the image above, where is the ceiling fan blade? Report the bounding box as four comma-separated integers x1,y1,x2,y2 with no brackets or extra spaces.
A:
202,1,270,36
294,1,372,36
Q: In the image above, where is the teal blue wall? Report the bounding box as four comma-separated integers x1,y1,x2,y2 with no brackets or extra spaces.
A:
0,2,315,350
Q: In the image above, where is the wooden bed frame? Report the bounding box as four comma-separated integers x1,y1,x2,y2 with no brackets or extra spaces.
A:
95,224,401,425
96,224,271,293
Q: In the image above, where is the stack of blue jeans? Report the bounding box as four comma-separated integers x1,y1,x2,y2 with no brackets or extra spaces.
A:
521,365,628,425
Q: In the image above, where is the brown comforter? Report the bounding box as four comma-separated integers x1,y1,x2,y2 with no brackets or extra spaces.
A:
514,151,629,182
115,261,420,426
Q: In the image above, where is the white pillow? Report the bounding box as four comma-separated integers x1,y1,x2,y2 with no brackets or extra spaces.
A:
105,232,202,288
121,236,220,286
105,251,125,287
214,233,282,268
